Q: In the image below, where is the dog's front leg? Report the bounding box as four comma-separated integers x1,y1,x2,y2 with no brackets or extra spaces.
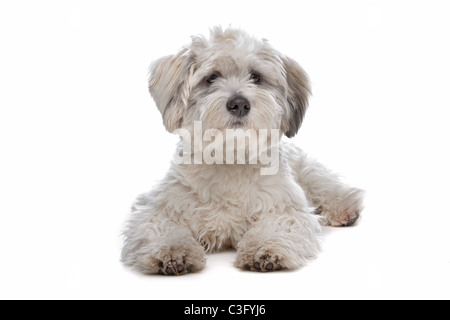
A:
122,211,206,275
234,210,321,272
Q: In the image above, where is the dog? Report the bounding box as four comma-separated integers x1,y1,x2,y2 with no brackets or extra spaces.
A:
121,27,364,275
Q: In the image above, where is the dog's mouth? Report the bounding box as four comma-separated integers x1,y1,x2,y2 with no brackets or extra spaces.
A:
229,120,247,129
231,119,244,126
228,116,249,128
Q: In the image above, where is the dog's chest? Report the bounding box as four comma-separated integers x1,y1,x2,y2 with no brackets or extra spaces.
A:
184,165,285,251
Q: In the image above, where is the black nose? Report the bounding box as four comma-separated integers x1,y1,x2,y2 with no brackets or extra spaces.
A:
226,96,251,117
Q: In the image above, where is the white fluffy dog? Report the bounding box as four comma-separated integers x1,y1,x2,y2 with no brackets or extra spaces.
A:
121,27,364,275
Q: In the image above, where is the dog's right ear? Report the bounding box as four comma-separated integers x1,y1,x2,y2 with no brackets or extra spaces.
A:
280,56,311,138
148,48,192,132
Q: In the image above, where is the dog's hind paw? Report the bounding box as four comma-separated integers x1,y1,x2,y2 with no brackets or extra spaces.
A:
318,187,364,227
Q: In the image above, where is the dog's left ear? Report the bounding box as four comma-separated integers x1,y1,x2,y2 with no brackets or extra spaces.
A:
148,48,193,132
281,56,311,138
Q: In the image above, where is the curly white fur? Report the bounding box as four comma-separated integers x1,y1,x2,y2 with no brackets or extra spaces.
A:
121,27,364,275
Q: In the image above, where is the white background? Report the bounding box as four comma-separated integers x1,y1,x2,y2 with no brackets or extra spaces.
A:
1,0,449,300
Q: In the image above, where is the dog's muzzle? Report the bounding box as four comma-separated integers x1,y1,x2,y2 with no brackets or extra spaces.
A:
226,96,251,117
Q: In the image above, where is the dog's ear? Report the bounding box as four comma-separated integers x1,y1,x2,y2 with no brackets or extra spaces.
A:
148,48,192,132
281,56,311,138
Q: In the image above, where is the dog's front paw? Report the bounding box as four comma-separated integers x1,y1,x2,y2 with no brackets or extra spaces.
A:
235,215,320,272
128,239,206,276
238,252,285,272
155,242,206,276
235,243,306,272
156,255,196,276
318,187,364,227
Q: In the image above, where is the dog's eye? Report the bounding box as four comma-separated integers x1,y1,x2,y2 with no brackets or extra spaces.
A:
206,73,219,84
250,73,261,84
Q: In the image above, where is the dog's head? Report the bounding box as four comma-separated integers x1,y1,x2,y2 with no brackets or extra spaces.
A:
149,27,310,138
